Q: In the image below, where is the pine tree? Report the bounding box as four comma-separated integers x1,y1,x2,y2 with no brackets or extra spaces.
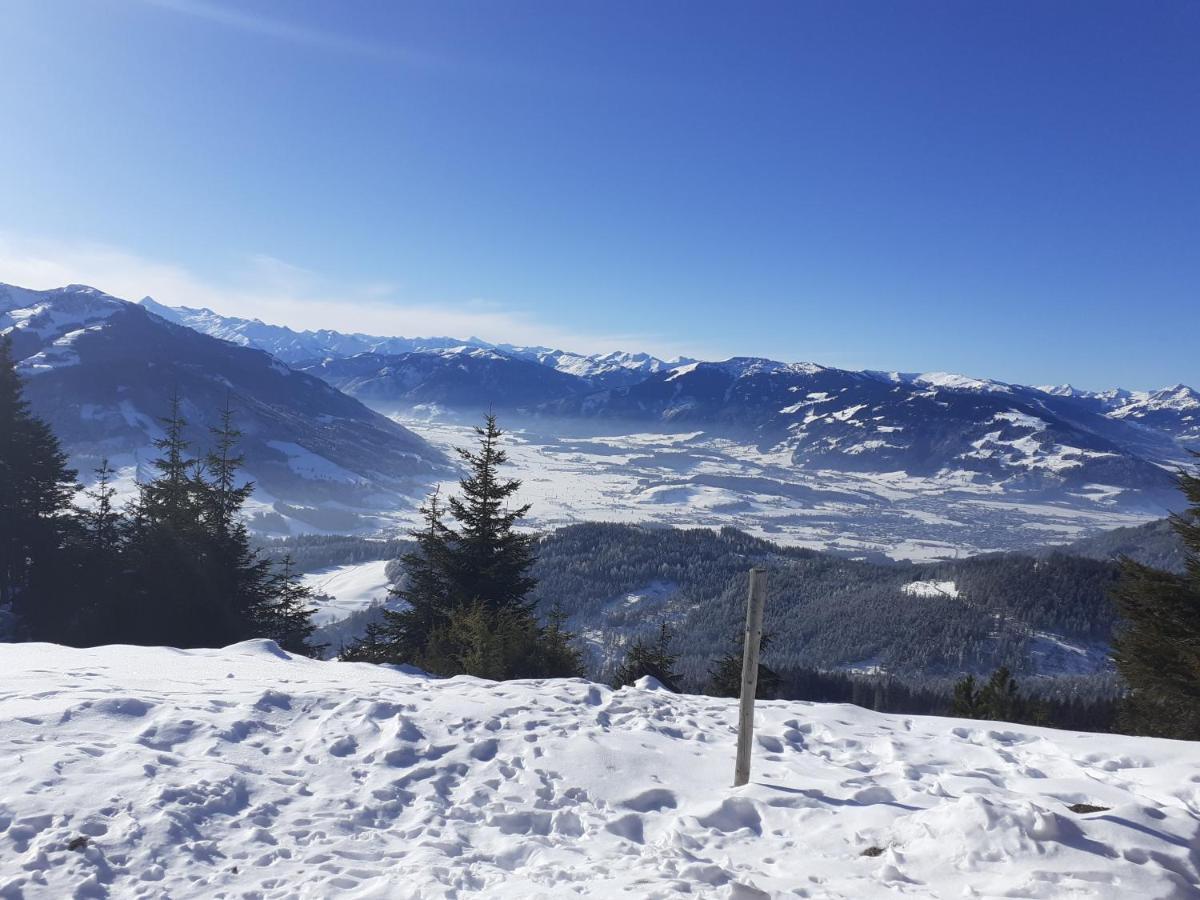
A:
349,490,453,664
343,415,579,679
952,673,981,717
537,601,585,678
73,459,127,643
122,392,218,645
444,414,537,615
0,335,80,638
257,556,322,657
952,667,1024,722
137,391,203,528
199,398,273,644
979,666,1021,721
613,621,681,691
80,460,122,553
706,631,780,699
1112,456,1200,738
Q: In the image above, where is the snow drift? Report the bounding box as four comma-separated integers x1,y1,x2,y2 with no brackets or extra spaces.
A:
0,642,1197,898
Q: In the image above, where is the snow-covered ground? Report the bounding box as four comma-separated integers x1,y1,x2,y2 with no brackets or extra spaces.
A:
68,417,1158,560
900,580,960,599
300,560,394,625
2,643,1197,899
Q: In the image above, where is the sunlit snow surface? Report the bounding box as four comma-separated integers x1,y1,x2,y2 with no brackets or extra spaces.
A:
1,642,1197,898
900,580,960,599
300,560,393,625
395,419,1155,561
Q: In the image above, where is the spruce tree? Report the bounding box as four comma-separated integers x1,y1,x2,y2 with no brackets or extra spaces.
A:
343,490,453,664
73,459,127,643
80,460,123,553
444,414,537,615
119,394,317,651
706,631,780,699
340,619,392,664
952,674,982,718
342,415,579,678
538,601,585,678
613,621,681,691
978,666,1021,721
204,397,254,539
952,667,1026,722
137,391,203,528
1112,456,1200,738
0,336,80,638
257,556,322,657
122,392,214,645
199,398,273,644
445,601,541,681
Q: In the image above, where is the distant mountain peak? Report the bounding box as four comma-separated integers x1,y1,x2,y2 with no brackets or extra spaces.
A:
2,282,448,532
912,372,1012,393
864,370,1012,393
1143,384,1200,410
1035,383,1081,397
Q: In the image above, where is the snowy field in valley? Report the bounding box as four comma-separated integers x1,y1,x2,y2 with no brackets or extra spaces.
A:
900,580,960,599
394,419,1156,562
70,420,1158,562
2,643,1198,899
300,561,393,625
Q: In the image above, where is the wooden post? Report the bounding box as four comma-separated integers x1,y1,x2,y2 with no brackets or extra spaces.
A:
734,566,767,787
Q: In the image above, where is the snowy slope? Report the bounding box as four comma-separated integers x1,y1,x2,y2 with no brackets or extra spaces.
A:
301,560,394,625
0,283,448,531
304,347,588,412
1108,384,1200,445
1,643,1198,899
137,297,488,364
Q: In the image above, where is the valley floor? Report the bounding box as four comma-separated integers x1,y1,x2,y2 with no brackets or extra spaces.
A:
0,643,1197,899
300,560,393,626
396,418,1157,562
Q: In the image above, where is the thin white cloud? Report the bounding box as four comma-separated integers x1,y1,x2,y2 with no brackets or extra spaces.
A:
0,232,696,360
134,0,459,72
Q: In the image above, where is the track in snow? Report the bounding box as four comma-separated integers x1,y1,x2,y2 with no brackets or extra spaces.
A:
0,642,1197,898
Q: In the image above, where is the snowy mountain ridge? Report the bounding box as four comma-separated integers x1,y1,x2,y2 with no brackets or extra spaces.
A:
127,292,1197,411
136,294,691,388
1,282,1194,550
1,283,448,533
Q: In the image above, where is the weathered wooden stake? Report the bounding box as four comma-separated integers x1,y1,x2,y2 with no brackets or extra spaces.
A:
734,566,767,787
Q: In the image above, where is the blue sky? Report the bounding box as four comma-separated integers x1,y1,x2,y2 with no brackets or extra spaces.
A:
1,1,1196,389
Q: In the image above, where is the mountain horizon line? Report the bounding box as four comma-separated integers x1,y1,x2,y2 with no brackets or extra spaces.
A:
2,279,1192,399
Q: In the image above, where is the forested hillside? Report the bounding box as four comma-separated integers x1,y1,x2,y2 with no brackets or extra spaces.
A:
282,523,1128,691
1058,516,1187,573
528,524,1120,684
255,533,408,572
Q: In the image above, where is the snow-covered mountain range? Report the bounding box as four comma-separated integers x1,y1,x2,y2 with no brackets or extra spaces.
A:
2,284,447,531
139,297,689,390
552,358,1189,496
136,295,1198,465
132,295,1195,507
3,282,1196,550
